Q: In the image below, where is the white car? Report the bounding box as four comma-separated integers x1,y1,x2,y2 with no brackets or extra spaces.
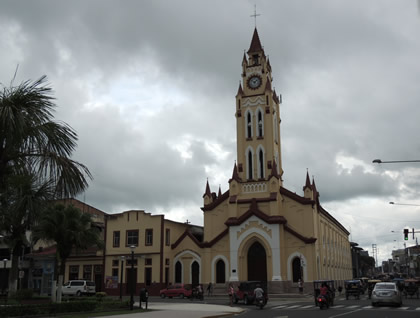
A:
371,282,402,307
60,280,96,296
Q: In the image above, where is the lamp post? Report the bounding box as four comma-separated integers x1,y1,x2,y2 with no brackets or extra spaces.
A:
2,259,7,301
373,159,420,164
119,256,125,301
129,245,135,310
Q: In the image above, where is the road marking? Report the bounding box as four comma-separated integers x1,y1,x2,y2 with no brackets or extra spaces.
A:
362,306,373,309
328,309,363,318
285,305,300,309
346,305,360,309
333,305,345,308
300,305,314,309
416,307,420,310
400,307,409,310
272,305,288,309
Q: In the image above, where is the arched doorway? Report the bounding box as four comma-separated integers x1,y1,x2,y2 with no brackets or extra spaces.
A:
175,261,182,283
247,241,267,281
216,259,225,283
191,261,199,287
292,257,302,282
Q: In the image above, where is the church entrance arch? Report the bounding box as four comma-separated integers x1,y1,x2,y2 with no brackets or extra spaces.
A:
175,261,182,283
247,241,267,281
216,259,226,283
191,261,199,287
292,257,302,282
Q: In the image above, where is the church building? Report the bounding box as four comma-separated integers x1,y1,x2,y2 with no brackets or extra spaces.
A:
168,28,353,293
52,28,353,296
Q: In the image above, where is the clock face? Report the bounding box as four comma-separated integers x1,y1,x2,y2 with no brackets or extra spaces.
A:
248,75,262,89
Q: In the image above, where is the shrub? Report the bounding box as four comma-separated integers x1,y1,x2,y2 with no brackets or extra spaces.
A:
95,292,107,301
10,289,34,301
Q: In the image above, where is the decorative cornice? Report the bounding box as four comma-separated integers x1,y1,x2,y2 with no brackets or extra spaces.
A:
171,228,229,249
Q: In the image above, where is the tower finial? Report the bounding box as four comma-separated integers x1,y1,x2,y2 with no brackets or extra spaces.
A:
250,4,261,28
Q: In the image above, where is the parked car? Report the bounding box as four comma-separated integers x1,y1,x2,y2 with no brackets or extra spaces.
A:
371,282,402,307
60,280,96,296
160,284,192,298
233,281,267,305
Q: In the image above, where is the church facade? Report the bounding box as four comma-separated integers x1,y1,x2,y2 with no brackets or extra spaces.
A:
57,29,352,295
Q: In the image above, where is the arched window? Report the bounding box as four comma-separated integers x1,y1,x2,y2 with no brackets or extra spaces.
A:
246,111,252,138
273,111,278,143
247,149,253,180
257,110,263,137
258,148,264,178
175,261,182,283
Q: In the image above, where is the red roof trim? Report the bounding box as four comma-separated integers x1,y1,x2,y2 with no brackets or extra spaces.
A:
202,190,230,211
171,228,229,249
284,226,317,244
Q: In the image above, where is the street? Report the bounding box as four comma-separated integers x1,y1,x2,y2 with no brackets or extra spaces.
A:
149,293,420,318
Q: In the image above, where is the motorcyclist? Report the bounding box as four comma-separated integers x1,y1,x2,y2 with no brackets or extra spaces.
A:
254,284,265,304
319,283,329,305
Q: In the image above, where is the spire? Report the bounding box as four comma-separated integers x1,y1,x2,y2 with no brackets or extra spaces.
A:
312,177,320,201
264,77,272,92
247,28,264,54
203,179,211,198
229,162,241,183
242,52,247,65
236,82,244,97
303,170,311,191
269,158,280,179
218,185,222,197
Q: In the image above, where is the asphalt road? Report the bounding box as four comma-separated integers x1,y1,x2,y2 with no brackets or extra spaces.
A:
149,293,420,318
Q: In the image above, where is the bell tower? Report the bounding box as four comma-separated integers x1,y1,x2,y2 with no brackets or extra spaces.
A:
234,28,283,185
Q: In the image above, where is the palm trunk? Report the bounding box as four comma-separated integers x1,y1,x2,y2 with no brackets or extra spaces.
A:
7,249,19,296
56,258,66,303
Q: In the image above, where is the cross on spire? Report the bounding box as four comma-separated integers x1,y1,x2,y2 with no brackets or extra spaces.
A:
250,5,261,28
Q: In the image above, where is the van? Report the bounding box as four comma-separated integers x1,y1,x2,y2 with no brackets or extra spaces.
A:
61,280,96,296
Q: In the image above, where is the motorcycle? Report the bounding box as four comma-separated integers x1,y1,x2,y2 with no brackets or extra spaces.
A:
317,295,329,310
255,296,265,309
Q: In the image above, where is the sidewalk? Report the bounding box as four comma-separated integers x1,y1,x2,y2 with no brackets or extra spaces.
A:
95,302,244,318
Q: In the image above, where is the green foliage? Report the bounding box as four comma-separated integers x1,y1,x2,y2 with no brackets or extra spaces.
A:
9,288,34,301
95,291,107,301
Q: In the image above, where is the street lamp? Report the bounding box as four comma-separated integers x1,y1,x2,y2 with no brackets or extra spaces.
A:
129,245,135,310
373,159,420,164
119,256,125,301
2,259,7,300
389,202,420,207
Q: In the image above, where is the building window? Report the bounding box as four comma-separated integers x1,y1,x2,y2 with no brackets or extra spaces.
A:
126,230,139,246
69,265,79,281
145,258,152,266
145,229,153,246
247,149,253,180
258,147,264,179
112,259,119,267
257,110,263,137
83,265,92,280
112,268,119,278
113,231,120,247
246,111,252,138
165,229,170,246
165,258,170,266
126,258,138,266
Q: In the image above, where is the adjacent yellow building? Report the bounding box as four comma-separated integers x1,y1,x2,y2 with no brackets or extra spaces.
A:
57,28,353,296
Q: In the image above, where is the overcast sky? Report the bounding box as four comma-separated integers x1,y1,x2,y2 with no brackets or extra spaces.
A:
2,0,420,265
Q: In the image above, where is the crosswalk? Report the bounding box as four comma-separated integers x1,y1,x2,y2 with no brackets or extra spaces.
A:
272,304,420,311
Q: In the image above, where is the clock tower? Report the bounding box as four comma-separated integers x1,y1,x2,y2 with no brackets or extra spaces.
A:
234,28,283,186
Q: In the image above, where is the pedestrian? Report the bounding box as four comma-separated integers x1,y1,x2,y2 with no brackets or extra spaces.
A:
298,279,303,294
228,284,234,306
207,282,213,297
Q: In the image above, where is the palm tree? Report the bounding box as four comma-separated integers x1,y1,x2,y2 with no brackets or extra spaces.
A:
33,203,103,302
0,75,92,293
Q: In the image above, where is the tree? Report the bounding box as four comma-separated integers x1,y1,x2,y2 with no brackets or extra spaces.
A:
32,203,103,302
0,75,92,293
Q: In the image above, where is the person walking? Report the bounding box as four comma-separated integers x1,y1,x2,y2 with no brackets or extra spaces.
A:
298,279,304,294
207,282,213,297
228,284,234,306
